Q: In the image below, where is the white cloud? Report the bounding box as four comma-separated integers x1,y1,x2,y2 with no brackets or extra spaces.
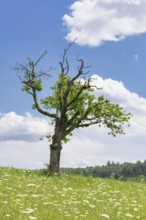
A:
1,75,146,169
91,75,146,114
0,140,49,169
63,0,146,46
0,112,50,141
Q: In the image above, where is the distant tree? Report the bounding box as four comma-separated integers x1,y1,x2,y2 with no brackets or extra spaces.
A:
15,45,131,174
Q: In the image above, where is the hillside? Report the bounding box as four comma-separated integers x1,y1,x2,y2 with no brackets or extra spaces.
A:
0,167,146,219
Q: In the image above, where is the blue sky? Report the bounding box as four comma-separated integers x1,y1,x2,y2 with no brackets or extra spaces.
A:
1,0,146,169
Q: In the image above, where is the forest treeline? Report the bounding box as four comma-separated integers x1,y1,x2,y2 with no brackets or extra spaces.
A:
61,161,146,181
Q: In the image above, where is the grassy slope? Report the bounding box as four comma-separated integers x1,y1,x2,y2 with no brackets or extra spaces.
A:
0,167,146,220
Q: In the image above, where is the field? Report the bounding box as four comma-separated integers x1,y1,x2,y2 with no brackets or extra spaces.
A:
0,168,146,220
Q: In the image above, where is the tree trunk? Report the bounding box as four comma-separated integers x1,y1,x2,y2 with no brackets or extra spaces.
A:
49,142,62,174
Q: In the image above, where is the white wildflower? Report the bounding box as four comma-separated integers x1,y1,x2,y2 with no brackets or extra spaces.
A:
17,194,28,197
125,213,133,218
5,214,11,217
61,194,65,197
21,208,34,214
27,184,36,186
89,204,95,208
4,201,8,204
83,200,89,204
63,187,68,191
68,187,73,191
29,216,37,220
133,208,139,212
32,195,39,198
100,214,110,219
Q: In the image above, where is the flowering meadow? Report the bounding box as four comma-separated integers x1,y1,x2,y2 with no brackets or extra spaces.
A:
0,168,146,219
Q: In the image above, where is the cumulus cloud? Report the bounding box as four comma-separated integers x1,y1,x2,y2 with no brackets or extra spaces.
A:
0,112,50,141
1,75,146,169
63,0,146,46
91,74,146,114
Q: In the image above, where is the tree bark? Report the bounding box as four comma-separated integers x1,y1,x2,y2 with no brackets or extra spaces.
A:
49,141,62,174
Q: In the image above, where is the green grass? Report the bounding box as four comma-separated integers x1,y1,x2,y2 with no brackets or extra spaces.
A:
0,167,146,219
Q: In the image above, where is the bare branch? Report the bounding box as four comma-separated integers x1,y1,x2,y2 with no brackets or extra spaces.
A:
81,77,103,90
15,51,58,119
66,84,88,109
34,50,47,66
77,119,102,128
62,38,78,62
64,111,80,129
59,58,70,75
32,88,57,118
66,76,101,109
70,58,84,83
59,39,77,76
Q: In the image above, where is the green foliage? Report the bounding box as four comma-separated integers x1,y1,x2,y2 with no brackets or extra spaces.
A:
32,79,42,91
17,51,131,145
62,160,146,181
22,79,42,92
16,50,132,173
40,73,131,141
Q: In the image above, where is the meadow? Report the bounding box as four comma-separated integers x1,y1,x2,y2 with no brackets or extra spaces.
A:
0,167,146,220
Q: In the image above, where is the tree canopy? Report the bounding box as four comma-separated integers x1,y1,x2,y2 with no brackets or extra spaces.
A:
15,46,131,174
